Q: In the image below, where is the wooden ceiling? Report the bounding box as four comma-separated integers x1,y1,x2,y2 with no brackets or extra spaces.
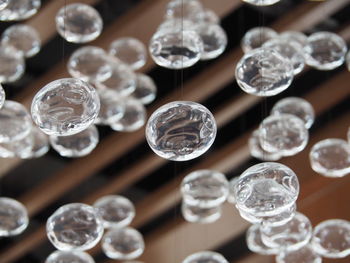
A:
0,0,349,262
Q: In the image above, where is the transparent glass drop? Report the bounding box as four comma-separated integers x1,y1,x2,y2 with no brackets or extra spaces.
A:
249,129,282,161
227,177,239,204
25,126,49,158
0,84,5,109
31,78,100,136
0,0,8,10
280,31,308,47
181,201,222,224
276,245,322,263
96,89,125,125
0,45,25,83
0,0,40,21
246,224,279,255
146,101,217,161
241,27,278,53
0,132,33,158
165,0,203,21
56,3,103,43
130,73,157,105
194,8,219,24
243,0,281,6
0,197,28,237
45,250,95,263
182,251,228,263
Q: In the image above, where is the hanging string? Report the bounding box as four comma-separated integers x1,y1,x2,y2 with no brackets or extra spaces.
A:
62,0,67,67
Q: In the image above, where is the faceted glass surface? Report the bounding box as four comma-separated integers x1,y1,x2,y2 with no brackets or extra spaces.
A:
276,245,322,263
56,3,103,43
67,46,112,83
234,162,299,217
0,45,25,83
280,31,308,47
31,78,100,136
25,126,49,158
194,8,219,24
0,84,4,109
109,38,147,70
110,97,146,132
311,219,350,258
96,89,125,125
243,0,281,6
259,114,309,156
45,250,95,263
261,212,312,251
149,19,203,69
227,177,239,204
165,0,203,21
249,129,282,161
271,97,315,129
196,23,227,60
246,224,279,255
304,32,347,70
181,170,229,208
241,27,278,53
182,251,228,263
309,138,350,177
46,203,104,251
50,125,99,158
236,48,294,97
102,227,145,260
0,197,28,236
1,24,41,58
0,0,40,21
0,100,32,143
181,201,222,224
0,132,33,158
263,38,305,75
146,101,217,161
93,195,135,229
130,73,157,105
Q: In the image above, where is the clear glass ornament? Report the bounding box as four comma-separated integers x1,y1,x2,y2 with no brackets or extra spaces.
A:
67,46,112,83
311,219,350,258
271,97,315,129
130,73,157,105
181,170,229,208
196,23,227,60
0,132,33,158
241,27,278,53
276,245,322,263
146,101,217,161
149,19,203,69
0,197,28,236
246,224,279,255
0,0,8,10
236,48,294,97
0,45,25,83
181,201,222,224
25,126,49,158
102,227,145,260
45,250,95,263
227,177,239,204
309,139,350,178
259,114,309,156
96,89,125,125
234,162,299,217
280,31,308,47
50,125,99,158
109,38,147,70
304,32,347,70
243,0,281,6
193,8,219,24
93,195,135,229
1,24,41,58
0,84,5,109
182,251,228,263
165,0,203,21
263,38,305,75
0,0,40,21
31,78,100,136
46,203,104,251
260,212,312,251
110,97,146,132
0,100,32,143
249,129,282,161
56,3,103,43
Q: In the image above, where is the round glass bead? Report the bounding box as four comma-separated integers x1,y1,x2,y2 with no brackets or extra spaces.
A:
0,133,33,158
102,227,145,260
146,101,216,161
0,0,40,21
50,125,99,158
271,97,315,129
109,38,147,70
304,32,347,70
0,0,8,10
130,73,157,105
93,195,135,229
259,114,309,156
31,78,100,136
25,126,49,158
1,24,41,58
280,31,308,47
0,100,32,143
0,84,5,109
165,0,203,21
236,47,294,97
0,197,28,236
249,129,282,161
110,97,146,132
181,201,222,224
56,3,102,43
0,45,25,83
46,203,104,251
311,219,350,258
246,224,279,255
181,170,229,208
96,89,125,125
45,250,95,263
234,162,299,217
194,8,219,24
227,177,239,204
182,251,228,263
309,138,350,177
276,245,322,263
241,27,278,53
67,46,112,83
243,0,281,6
